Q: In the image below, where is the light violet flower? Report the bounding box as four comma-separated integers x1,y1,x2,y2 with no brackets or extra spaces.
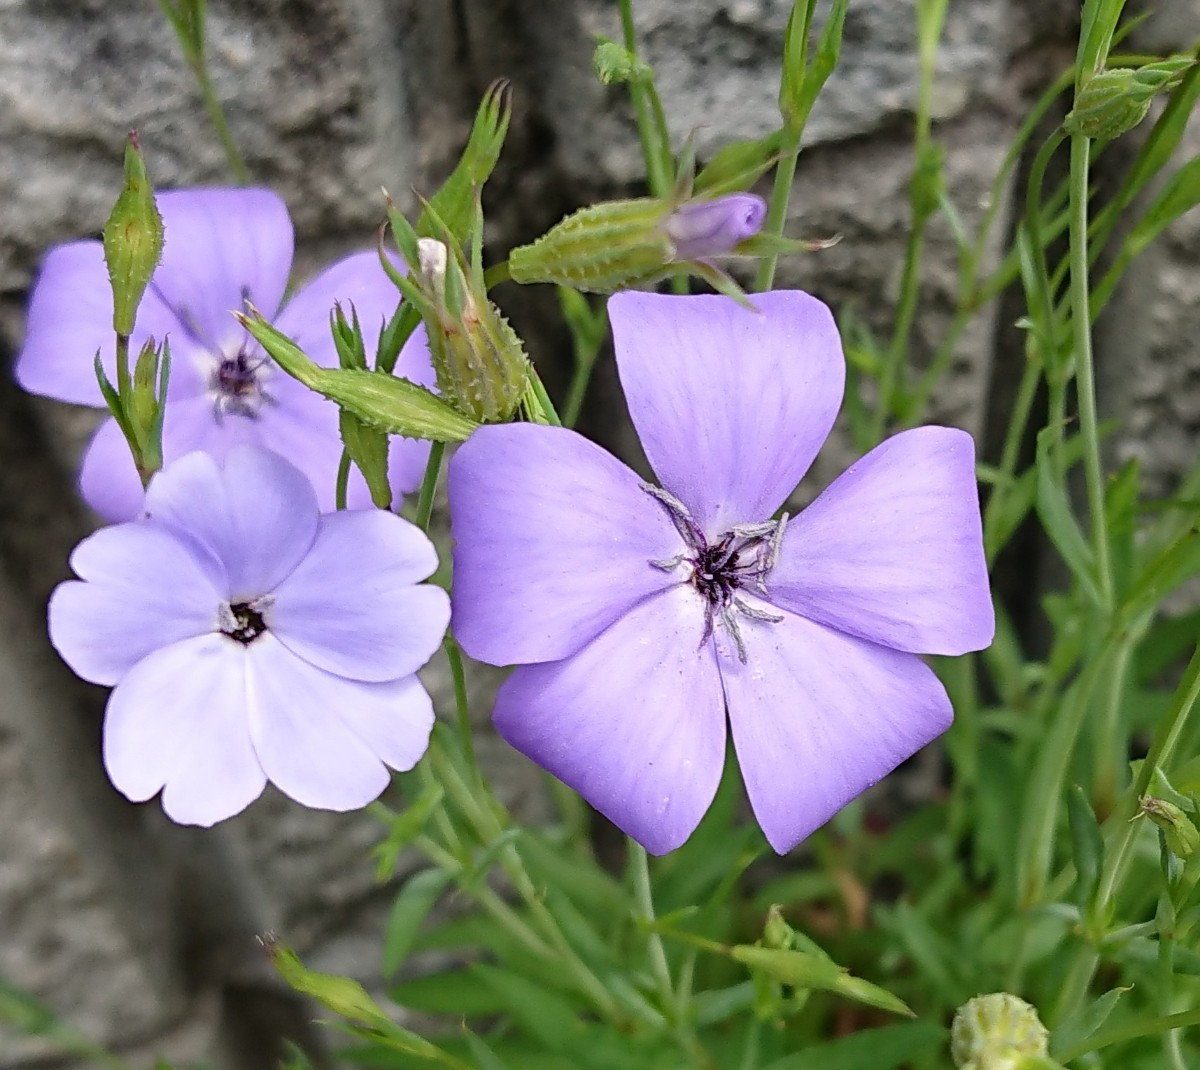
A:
448,290,993,855
16,187,432,520
663,193,767,261
48,445,450,826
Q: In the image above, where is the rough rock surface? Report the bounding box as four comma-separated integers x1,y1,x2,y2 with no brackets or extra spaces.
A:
0,0,1196,1066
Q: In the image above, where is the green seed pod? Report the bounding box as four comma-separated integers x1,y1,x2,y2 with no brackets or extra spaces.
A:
509,198,675,292
418,239,529,423
951,993,1050,1070
1066,59,1193,140
1139,795,1200,860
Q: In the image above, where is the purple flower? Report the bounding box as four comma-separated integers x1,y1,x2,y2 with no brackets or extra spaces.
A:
664,193,767,261
16,188,432,520
48,445,450,825
448,290,993,855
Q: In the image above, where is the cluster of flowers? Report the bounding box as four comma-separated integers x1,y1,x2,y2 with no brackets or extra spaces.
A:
19,187,993,854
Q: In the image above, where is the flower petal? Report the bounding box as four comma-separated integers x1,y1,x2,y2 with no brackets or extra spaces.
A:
150,188,293,352
768,426,994,655
49,522,225,685
719,606,952,854
245,635,418,811
14,241,190,406
271,509,450,682
493,585,726,855
103,634,267,825
78,416,154,522
449,423,685,666
611,289,844,533
143,445,318,598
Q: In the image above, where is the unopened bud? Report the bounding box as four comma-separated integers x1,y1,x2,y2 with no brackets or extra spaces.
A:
103,132,164,337
1065,59,1194,140
509,192,767,294
407,240,527,423
1139,795,1200,859
663,193,767,261
951,994,1050,1070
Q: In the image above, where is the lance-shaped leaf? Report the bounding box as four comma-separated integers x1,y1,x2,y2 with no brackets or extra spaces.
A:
731,944,914,1018
240,310,479,443
420,80,512,245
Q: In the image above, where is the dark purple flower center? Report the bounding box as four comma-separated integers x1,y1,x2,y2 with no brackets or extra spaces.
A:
221,601,268,645
642,483,785,663
209,347,273,421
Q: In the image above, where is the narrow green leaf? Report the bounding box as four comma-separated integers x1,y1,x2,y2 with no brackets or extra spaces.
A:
730,946,914,1017
462,1031,512,1070
1067,785,1104,910
470,963,586,1052
382,869,453,978
1034,425,1103,604
389,970,509,1016
761,1020,946,1070
339,409,392,509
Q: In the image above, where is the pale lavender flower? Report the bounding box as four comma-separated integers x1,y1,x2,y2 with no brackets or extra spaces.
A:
663,193,767,261
449,290,993,855
16,188,432,520
48,445,450,825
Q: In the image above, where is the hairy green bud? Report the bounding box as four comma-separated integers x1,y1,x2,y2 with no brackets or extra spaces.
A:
1066,59,1194,140
1139,795,1200,859
103,132,164,337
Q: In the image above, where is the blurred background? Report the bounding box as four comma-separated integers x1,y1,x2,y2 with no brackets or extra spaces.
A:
0,0,1197,1066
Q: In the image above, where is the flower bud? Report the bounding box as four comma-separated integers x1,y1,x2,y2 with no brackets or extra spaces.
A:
1065,59,1194,140
663,193,767,261
415,239,529,423
951,993,1050,1070
103,132,164,337
509,193,767,294
1139,795,1200,860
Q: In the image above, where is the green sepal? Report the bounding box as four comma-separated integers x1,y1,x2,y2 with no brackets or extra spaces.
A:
1066,58,1195,140
420,80,511,245
240,310,480,442
733,230,841,257
692,129,784,197
509,198,673,292
339,409,391,509
592,37,653,86
686,260,757,311
330,303,369,371
385,193,421,269
103,133,164,337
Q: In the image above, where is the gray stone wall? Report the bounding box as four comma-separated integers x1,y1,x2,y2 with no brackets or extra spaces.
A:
0,0,1196,1066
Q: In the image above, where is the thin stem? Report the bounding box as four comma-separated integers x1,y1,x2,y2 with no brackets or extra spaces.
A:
191,57,251,184
415,440,445,532
1068,133,1113,611
872,223,926,440
618,0,670,198
334,450,350,511
562,350,600,428
753,124,803,292
114,333,131,398
443,635,479,786
630,843,675,1009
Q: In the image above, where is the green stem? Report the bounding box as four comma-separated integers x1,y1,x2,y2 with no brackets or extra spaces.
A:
562,350,599,429
443,635,479,787
188,56,251,184
334,450,350,511
872,222,926,440
114,333,131,398
1068,133,1113,611
618,0,670,198
752,123,803,292
415,440,445,532
630,843,675,1009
